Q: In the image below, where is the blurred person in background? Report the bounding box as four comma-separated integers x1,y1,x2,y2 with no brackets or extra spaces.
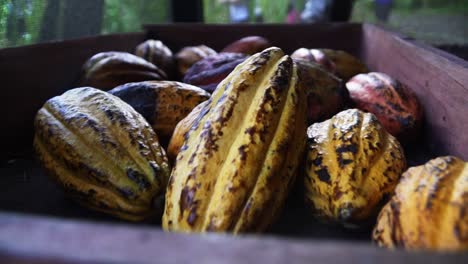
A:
300,0,354,23
219,0,250,23
375,0,393,23
286,1,300,23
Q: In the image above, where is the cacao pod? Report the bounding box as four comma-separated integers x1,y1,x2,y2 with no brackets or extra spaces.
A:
175,45,217,78
167,100,208,163
135,39,176,79
163,47,307,233
346,72,423,140
34,87,171,221
221,36,271,55
108,81,210,146
295,60,349,124
305,109,406,228
291,48,367,80
81,52,167,90
183,52,248,93
373,156,468,251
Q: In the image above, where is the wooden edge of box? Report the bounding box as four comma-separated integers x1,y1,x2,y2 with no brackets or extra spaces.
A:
0,212,466,264
361,23,468,160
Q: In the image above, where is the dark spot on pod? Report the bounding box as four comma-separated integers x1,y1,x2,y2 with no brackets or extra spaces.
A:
334,186,345,200
270,59,292,93
117,186,136,199
316,167,331,184
238,145,248,161
336,144,357,167
180,143,189,152
149,161,161,178
126,168,151,190
387,101,404,112
187,208,197,226
180,186,198,226
84,118,103,134
389,200,403,247
245,126,256,136
104,109,116,121
340,159,353,166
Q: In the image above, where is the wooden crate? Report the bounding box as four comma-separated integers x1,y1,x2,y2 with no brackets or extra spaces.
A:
0,23,467,263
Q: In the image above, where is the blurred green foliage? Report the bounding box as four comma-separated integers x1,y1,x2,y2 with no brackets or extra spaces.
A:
0,0,466,48
103,0,169,34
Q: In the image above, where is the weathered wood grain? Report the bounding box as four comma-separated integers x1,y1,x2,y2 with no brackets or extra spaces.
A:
0,212,466,264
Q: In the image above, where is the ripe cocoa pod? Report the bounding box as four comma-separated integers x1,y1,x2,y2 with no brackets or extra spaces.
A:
34,87,171,221
167,100,208,163
295,60,348,124
305,109,406,228
163,47,307,234
108,81,210,146
183,52,248,93
175,45,217,78
291,48,367,80
135,39,176,79
373,156,468,251
81,52,167,90
346,72,423,140
221,36,271,55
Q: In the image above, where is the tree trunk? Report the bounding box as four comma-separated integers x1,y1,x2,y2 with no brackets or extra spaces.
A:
39,0,60,42
62,0,104,39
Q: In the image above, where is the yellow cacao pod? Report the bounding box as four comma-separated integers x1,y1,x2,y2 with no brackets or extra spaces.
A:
305,109,406,227
34,87,171,221
167,100,209,163
163,47,307,234
108,81,210,146
373,156,468,251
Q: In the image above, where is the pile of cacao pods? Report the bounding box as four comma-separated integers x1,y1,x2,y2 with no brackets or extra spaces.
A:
34,35,467,252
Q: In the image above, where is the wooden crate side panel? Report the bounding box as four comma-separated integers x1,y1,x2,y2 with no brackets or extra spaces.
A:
0,33,145,159
0,212,467,264
362,24,468,160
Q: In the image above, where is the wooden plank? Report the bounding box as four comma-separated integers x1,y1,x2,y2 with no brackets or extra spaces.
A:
0,212,466,264
0,33,146,159
361,24,468,160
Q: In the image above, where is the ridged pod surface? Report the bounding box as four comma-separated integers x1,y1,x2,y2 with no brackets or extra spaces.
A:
295,60,348,124
291,48,367,81
346,72,423,140
373,156,468,251
163,47,307,233
183,52,248,93
167,100,209,163
135,39,175,79
221,36,271,55
34,87,171,221
305,109,406,227
81,52,167,90
175,45,217,78
108,81,210,144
